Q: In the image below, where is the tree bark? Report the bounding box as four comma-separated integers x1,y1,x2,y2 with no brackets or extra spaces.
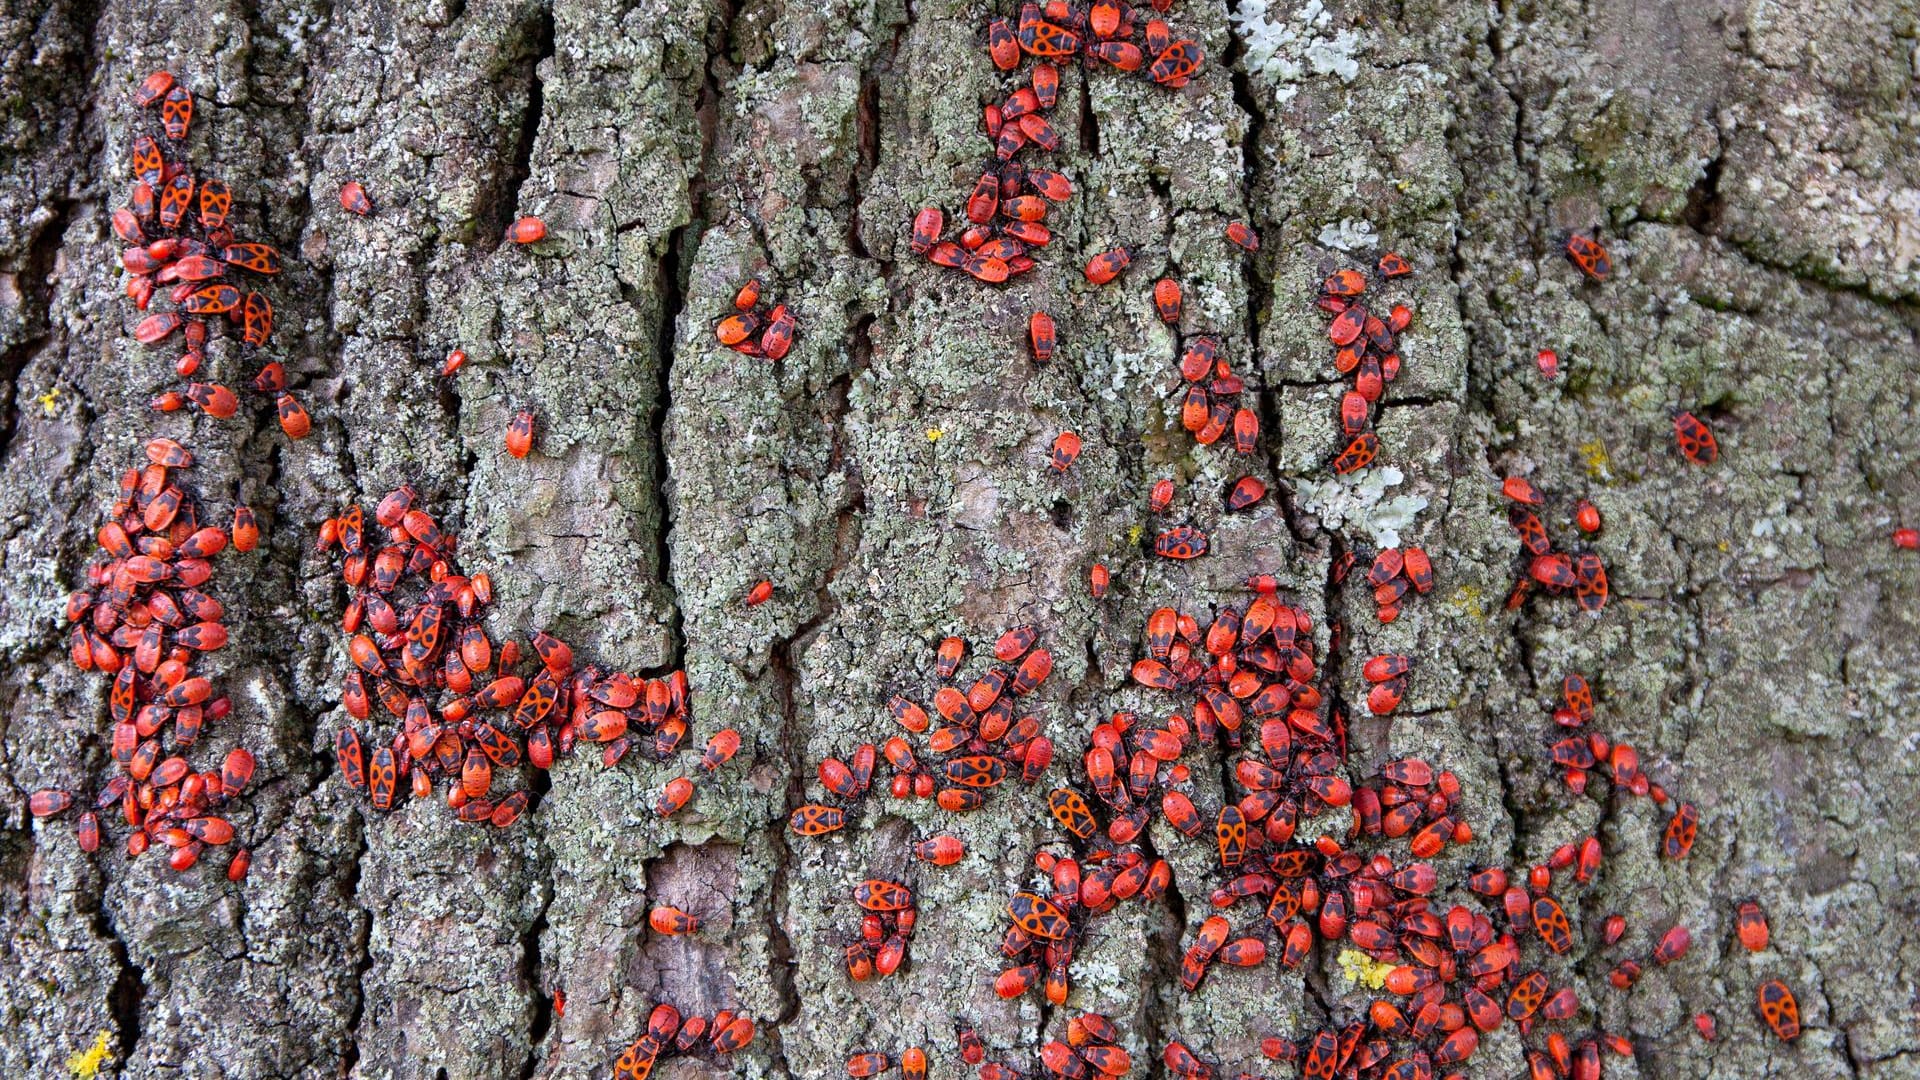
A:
1,0,1916,1077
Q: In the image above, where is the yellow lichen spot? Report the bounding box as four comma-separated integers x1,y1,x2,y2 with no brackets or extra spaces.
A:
1446,584,1486,620
1337,948,1394,990
37,386,60,414
1126,524,1144,546
67,1031,111,1079
925,428,943,442
1578,440,1612,480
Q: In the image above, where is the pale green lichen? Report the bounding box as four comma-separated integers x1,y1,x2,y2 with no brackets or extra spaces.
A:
1316,217,1378,252
1293,466,1429,548
1232,0,1364,99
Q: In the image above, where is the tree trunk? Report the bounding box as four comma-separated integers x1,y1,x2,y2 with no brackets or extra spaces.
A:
1,0,1916,1076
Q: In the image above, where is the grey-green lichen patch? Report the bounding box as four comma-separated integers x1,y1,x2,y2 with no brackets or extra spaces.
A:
1232,0,1363,98
1293,465,1428,548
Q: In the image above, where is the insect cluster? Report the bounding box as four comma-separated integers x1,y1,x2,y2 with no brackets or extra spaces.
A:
846,1046,930,1080
1152,319,1264,556
1500,475,1609,615
612,1002,757,1080
909,0,1202,284
1126,592,1327,750
996,846,1170,1003
1342,544,1436,624
1316,255,1414,475
33,35,1844,1077
713,277,798,360
40,439,259,877
319,486,738,824
119,71,310,440
1168,331,1260,460
845,878,921,981
790,624,1058,837
1228,828,1654,1079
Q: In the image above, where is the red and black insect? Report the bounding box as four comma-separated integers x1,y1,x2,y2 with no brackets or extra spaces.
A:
1673,410,1718,465
506,410,535,458
339,181,375,216
1736,901,1770,952
1030,311,1057,363
1756,980,1801,1040
1154,526,1208,560
1085,247,1132,285
1331,433,1379,474
1564,233,1612,281
1662,802,1698,859
160,84,193,139
506,216,547,243
1226,476,1266,511
1148,40,1202,85
1572,552,1609,614
911,208,943,253
1050,431,1082,473
1153,278,1182,322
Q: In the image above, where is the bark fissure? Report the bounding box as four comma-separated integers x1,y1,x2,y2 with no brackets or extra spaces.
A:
490,4,556,251
93,892,147,1065
338,827,375,1076
652,220,690,664
0,200,75,463
515,881,554,1080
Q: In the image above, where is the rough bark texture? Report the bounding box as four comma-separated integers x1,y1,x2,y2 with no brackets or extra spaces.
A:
1,0,1917,1076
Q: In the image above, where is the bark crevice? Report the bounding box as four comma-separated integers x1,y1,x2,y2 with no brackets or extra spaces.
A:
0,199,74,462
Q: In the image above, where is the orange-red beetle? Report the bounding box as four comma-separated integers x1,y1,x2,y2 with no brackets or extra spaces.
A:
1756,980,1800,1040
760,304,796,360
507,216,547,243
134,69,175,107
1084,247,1132,285
1736,901,1769,951
1226,476,1266,511
506,410,535,458
789,804,844,835
221,243,282,274
161,84,193,139
914,835,965,865
988,17,1020,69
1662,802,1698,859
1673,410,1718,465
911,208,943,254
649,906,700,935
276,393,311,439
1564,233,1612,281
339,182,374,216
1050,431,1082,473
1148,40,1202,85
657,777,696,816
1154,526,1207,560
1153,278,1182,322
240,291,273,346
1030,311,1057,363
1331,433,1379,474
1575,499,1602,532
